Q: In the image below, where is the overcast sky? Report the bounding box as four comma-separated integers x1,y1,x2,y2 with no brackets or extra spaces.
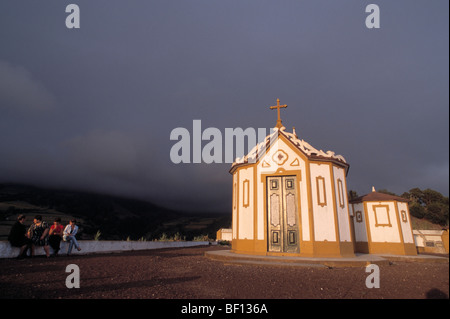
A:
0,1,448,213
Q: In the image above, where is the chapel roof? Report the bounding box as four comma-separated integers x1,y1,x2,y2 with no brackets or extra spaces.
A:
230,126,349,173
230,99,349,174
349,191,410,203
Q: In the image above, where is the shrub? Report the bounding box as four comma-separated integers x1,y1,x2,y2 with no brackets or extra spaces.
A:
425,202,449,226
409,203,426,219
94,230,101,241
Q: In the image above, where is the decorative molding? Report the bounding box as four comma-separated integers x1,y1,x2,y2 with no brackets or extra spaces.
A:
243,179,250,208
233,182,237,209
355,211,363,223
272,149,288,165
286,193,296,227
286,178,294,189
316,176,327,207
270,193,280,226
231,127,346,168
290,158,300,166
373,204,392,227
401,210,408,223
262,160,271,167
337,179,345,208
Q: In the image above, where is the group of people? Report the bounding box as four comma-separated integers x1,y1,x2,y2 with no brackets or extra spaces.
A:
8,214,82,259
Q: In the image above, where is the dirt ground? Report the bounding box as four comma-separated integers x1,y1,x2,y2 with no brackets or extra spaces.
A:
0,245,448,301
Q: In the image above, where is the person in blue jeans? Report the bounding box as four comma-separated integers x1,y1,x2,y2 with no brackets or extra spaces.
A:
63,219,82,255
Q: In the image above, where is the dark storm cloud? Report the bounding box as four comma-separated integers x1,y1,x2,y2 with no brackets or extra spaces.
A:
0,0,448,212
0,60,56,111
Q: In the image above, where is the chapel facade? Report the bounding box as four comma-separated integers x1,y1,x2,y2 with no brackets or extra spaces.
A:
229,99,354,257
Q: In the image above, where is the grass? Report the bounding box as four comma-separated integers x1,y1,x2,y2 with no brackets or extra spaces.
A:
411,216,446,230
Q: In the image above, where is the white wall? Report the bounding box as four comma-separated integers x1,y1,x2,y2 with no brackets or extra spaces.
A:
0,240,210,259
238,166,254,240
413,230,444,247
218,229,232,241
333,166,351,242
366,202,401,243
351,203,368,242
397,202,414,243
310,163,336,241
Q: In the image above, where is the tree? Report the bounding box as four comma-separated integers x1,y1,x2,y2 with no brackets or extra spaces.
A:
408,188,424,205
422,189,444,206
426,202,448,225
378,189,397,196
406,187,449,226
409,202,426,219
348,190,359,200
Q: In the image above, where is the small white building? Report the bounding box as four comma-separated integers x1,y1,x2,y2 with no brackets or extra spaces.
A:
413,229,448,254
349,189,417,256
229,99,354,257
216,228,232,242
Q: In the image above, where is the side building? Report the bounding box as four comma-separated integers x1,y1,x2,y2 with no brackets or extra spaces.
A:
349,189,417,256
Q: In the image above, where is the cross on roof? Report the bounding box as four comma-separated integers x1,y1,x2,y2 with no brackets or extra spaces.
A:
270,99,288,128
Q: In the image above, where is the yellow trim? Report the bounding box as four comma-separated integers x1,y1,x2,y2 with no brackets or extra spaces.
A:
337,178,345,208
290,158,299,166
233,182,237,209
305,159,315,253
236,170,240,240
405,205,417,255
401,210,407,223
329,165,340,243
442,230,449,253
232,239,266,255
367,242,416,255
243,179,250,208
373,204,392,227
253,166,258,241
393,201,406,254
355,211,363,222
363,201,373,252
342,175,354,250
316,176,327,207
272,149,289,165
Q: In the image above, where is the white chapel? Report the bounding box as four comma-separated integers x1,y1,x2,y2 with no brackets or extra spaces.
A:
229,99,416,257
